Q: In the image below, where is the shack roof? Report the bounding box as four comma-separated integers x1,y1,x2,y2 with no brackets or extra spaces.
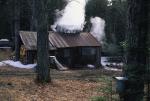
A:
49,32,101,48
19,31,55,50
19,31,100,50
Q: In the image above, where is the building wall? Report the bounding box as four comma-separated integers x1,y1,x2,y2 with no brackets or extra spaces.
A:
56,47,101,68
23,46,101,68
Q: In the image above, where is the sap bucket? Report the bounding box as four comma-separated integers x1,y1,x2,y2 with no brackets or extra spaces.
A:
113,77,128,93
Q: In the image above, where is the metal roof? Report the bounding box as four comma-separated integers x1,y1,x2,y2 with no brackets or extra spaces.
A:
48,32,101,48
19,31,55,50
19,31,100,50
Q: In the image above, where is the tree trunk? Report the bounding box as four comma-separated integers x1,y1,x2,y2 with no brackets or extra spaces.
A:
147,2,150,101
125,0,149,101
14,0,21,61
30,0,37,31
35,0,51,83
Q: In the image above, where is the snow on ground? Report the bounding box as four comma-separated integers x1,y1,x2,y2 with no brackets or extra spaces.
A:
101,57,122,72
0,57,122,71
101,57,108,66
0,60,36,69
104,66,122,72
0,62,6,67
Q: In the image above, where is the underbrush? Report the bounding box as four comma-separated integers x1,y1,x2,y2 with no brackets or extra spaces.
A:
91,75,120,101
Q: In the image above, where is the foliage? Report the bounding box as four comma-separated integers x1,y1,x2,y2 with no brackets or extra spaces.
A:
85,0,108,32
103,42,123,56
47,0,66,26
105,0,127,44
85,0,127,56
93,76,113,101
86,0,108,19
124,0,149,100
0,0,13,39
91,96,107,101
0,0,66,39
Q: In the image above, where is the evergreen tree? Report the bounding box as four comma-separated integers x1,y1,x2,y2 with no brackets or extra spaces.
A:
124,0,149,100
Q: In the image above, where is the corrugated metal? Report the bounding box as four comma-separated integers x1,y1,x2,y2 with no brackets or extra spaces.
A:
19,31,55,50
49,32,101,48
19,31,101,50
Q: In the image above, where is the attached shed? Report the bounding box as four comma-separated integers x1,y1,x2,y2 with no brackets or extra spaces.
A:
19,31,101,68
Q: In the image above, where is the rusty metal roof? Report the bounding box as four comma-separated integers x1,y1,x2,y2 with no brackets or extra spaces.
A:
19,31,100,50
48,32,101,48
19,31,55,50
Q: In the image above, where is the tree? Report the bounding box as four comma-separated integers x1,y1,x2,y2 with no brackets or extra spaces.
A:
147,3,150,100
86,0,108,19
85,0,108,32
30,0,36,31
35,0,50,83
14,0,21,61
47,0,66,27
104,0,127,56
105,0,127,44
0,0,14,40
124,0,149,100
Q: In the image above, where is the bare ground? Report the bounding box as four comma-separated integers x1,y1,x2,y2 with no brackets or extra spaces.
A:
0,66,121,101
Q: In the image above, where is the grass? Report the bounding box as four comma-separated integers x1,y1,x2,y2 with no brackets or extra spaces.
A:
92,75,123,101
91,96,107,101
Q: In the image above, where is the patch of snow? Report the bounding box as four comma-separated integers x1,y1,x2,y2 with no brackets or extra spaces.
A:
87,64,95,69
104,67,122,72
0,60,36,69
101,57,123,72
101,57,108,66
0,39,9,41
0,62,6,66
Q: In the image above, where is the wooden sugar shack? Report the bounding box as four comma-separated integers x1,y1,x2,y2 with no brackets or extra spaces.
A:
19,31,101,68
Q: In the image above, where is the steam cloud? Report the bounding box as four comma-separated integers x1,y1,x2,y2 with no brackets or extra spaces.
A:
51,0,87,33
90,17,105,43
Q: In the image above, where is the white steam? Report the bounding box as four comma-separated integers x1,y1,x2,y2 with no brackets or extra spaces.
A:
51,0,87,33
90,17,105,43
